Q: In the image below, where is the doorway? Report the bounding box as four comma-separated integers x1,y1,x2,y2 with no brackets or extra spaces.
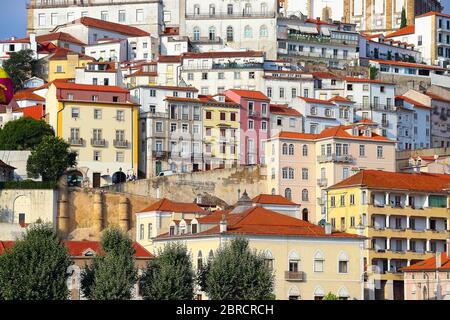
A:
93,173,101,188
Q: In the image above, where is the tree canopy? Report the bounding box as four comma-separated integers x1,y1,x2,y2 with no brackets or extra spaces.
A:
199,238,274,300
2,49,42,92
140,242,195,300
80,227,138,300
0,117,54,151
27,135,77,182
0,222,72,300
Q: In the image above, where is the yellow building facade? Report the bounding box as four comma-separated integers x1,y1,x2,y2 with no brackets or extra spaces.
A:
46,82,139,187
202,97,240,170
48,49,93,82
326,170,450,300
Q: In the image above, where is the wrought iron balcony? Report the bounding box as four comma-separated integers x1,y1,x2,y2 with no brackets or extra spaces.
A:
68,138,84,146
317,154,354,163
114,140,129,148
284,271,306,282
185,12,276,20
317,178,328,187
91,139,107,147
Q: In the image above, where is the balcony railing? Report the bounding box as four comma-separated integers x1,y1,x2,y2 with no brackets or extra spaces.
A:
152,151,170,159
248,110,261,118
317,178,328,187
114,140,129,148
185,12,276,19
284,271,306,282
91,139,107,147
189,37,223,45
354,103,396,112
68,138,84,146
286,34,358,47
317,154,354,163
212,62,264,70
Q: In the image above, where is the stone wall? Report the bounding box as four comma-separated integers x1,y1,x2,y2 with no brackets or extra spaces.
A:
103,165,268,206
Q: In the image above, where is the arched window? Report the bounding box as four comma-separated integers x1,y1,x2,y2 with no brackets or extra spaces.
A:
260,25,268,37
226,26,234,42
285,188,292,200
193,27,200,41
282,143,288,155
139,224,144,240
314,286,325,300
208,250,214,261
338,286,350,300
282,167,294,179
302,145,308,156
227,4,234,15
244,25,253,38
197,250,203,269
271,188,276,195
271,167,275,179
302,189,309,201
245,3,252,15
209,4,215,16
194,4,200,15
264,250,274,271
208,26,216,41
338,251,349,274
282,167,288,179
288,250,300,272
314,251,325,272
288,144,294,155
261,3,268,14
289,168,294,179
288,286,300,300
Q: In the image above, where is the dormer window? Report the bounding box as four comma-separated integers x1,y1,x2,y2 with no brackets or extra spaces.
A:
364,130,370,137
191,223,198,234
169,226,175,236
352,127,358,136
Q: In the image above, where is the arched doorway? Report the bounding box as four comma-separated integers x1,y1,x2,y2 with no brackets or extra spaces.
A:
423,286,428,300
302,208,309,221
67,171,83,187
112,171,126,184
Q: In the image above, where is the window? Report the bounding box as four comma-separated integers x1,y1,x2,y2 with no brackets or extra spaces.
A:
226,26,234,42
227,4,234,14
101,11,108,21
302,145,308,156
208,26,216,41
38,13,46,26
291,88,297,98
350,194,355,205
282,167,294,179
136,9,144,22
249,72,255,79
261,121,267,131
248,120,254,130
301,168,308,180
331,196,336,207
282,143,288,155
377,146,383,158
191,223,198,234
51,13,58,26
338,252,349,273
314,251,324,272
94,109,102,120
93,151,101,161
279,88,285,98
71,108,79,119
193,27,200,41
288,144,294,155
116,110,125,121
267,87,272,98
260,25,268,37
340,195,345,206
118,10,126,22
244,25,253,38
359,145,365,157
147,223,153,239
285,188,292,200
139,224,144,240
302,189,309,201
197,251,203,269
56,65,63,73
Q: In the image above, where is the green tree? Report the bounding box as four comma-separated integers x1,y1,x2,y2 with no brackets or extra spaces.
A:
27,136,77,182
2,49,42,92
369,66,379,80
141,242,194,300
400,7,407,28
200,238,274,300
0,222,72,300
0,117,54,150
80,227,138,300
323,292,339,300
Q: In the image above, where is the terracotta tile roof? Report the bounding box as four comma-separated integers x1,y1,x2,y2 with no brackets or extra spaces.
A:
270,104,301,116
143,85,198,92
225,89,269,101
385,25,415,38
370,59,445,71
328,170,450,193
182,51,264,59
252,194,299,206
138,198,206,214
426,92,450,103
416,11,450,19
37,32,85,46
395,95,431,109
196,210,231,224
277,131,318,140
355,118,377,125
67,17,150,37
298,96,334,105
311,71,341,79
158,55,182,63
401,252,450,272
329,96,355,103
164,96,202,103
344,77,395,85
14,89,45,102
0,240,152,258
48,47,94,61
52,81,129,94
186,207,362,238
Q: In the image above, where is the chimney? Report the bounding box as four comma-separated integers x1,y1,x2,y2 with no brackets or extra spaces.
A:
447,238,450,258
436,252,442,268
219,214,227,233
325,223,332,235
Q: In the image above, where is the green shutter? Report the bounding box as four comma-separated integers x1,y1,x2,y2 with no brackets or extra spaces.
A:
429,195,447,208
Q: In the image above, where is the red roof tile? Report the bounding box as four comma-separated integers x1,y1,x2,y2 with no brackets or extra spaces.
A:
385,25,415,38
0,240,152,258
225,89,269,101
138,198,207,214
252,194,299,206
395,95,431,109
370,59,445,71
426,92,450,103
182,51,264,59
53,81,129,94
158,55,182,63
48,47,94,61
66,17,149,37
401,252,450,272
270,104,301,116
298,97,334,105
416,11,450,19
328,170,450,193
37,32,86,46
344,77,395,85
14,90,45,102
329,96,355,103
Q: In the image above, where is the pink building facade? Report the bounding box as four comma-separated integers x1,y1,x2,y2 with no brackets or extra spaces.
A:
225,89,270,165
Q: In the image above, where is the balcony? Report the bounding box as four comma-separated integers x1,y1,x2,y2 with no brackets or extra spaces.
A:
212,62,264,70
185,12,276,20
317,197,325,206
381,120,389,128
354,103,396,112
189,36,222,45
68,138,84,147
248,110,261,118
153,151,170,159
286,34,358,47
114,140,129,148
284,271,306,282
317,154,354,163
317,178,328,187
91,139,106,147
